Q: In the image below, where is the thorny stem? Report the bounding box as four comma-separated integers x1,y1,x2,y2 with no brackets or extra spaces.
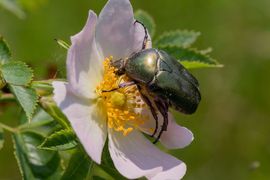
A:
0,122,17,133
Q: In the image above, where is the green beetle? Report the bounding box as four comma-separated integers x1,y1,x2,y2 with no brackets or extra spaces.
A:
125,48,200,112
111,21,201,143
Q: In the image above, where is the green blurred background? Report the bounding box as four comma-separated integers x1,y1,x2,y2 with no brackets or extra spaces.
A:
1,0,270,179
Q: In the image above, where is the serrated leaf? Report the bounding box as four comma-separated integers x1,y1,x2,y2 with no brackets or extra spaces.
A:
10,85,38,121
0,128,4,150
181,61,223,69
61,148,93,180
159,45,222,69
155,30,200,48
135,9,156,37
200,47,213,55
39,129,77,151
1,61,33,86
0,0,26,19
0,36,11,64
13,131,61,179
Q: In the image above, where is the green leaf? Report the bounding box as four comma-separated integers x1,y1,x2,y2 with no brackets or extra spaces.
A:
155,30,200,48
39,129,77,151
0,0,26,19
10,85,38,121
180,61,223,69
1,61,33,86
61,148,93,180
13,131,61,179
0,128,4,150
135,9,156,37
159,45,222,69
0,36,11,64
0,73,6,89
100,142,124,179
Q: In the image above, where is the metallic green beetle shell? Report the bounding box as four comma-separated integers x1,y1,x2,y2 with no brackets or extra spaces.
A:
151,50,201,114
122,48,201,114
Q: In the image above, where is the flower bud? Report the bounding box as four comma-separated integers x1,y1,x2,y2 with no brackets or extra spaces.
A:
39,95,70,129
31,80,54,96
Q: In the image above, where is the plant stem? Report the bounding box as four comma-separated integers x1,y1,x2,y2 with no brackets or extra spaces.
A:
0,122,16,133
86,161,94,179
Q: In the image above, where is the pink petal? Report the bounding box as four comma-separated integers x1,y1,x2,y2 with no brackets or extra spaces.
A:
52,81,107,164
96,0,151,60
67,11,103,99
160,114,194,149
140,110,194,149
147,162,186,180
108,130,186,179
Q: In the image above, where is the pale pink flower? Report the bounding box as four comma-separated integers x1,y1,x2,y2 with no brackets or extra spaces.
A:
53,0,193,179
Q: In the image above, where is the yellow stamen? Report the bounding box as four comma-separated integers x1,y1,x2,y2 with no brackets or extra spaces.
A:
96,57,145,136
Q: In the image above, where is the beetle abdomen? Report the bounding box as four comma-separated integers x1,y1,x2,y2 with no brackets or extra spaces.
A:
149,70,200,114
148,50,201,114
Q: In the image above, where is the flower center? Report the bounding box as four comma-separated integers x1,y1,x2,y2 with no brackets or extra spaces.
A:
110,92,126,107
96,57,145,136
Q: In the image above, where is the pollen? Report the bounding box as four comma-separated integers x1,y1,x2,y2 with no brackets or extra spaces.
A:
96,57,145,136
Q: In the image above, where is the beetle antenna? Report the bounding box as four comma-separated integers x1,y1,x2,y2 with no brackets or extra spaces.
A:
134,20,148,50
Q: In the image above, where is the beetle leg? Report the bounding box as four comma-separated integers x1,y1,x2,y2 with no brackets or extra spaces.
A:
136,85,159,137
134,20,148,50
140,93,159,137
152,99,169,144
